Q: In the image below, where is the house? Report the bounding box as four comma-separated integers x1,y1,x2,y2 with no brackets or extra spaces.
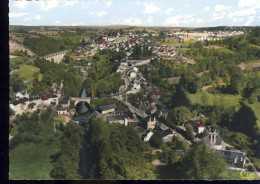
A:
142,130,154,142
173,149,184,156
214,150,247,170
42,93,52,101
154,109,169,119
202,130,223,150
107,115,128,125
57,107,68,115
15,90,29,99
59,97,70,108
162,128,177,142
187,120,205,134
144,116,157,130
99,103,116,114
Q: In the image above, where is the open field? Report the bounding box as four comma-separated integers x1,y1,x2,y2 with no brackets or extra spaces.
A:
188,91,241,109
9,119,63,179
220,170,259,180
15,65,43,89
249,44,260,48
9,142,59,179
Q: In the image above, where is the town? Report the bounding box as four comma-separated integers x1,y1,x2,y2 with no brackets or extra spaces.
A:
9,24,260,180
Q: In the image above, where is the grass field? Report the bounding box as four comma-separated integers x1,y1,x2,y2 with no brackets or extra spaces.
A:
220,170,259,180
249,44,260,48
251,102,260,128
15,65,43,89
188,91,241,109
9,119,63,179
9,142,59,179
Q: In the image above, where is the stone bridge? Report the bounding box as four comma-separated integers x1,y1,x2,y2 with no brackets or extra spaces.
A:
42,50,68,64
70,97,91,105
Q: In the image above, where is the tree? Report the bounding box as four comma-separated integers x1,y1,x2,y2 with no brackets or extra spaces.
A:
168,106,191,126
176,143,226,179
185,123,194,140
201,91,209,106
10,73,27,92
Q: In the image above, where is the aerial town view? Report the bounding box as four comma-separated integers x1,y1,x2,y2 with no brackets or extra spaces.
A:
9,0,260,180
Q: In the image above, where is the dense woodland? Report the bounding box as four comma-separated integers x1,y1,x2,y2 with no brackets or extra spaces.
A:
31,58,82,97
23,34,83,56
90,117,156,179
82,51,125,97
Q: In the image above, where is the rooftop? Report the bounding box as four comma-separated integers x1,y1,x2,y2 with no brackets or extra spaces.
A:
99,103,116,111
107,115,127,121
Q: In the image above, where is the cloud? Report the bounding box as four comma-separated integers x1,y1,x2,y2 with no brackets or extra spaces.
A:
211,12,227,21
238,0,260,8
90,11,107,17
72,22,83,26
24,14,41,21
214,4,231,12
164,15,204,26
143,2,159,14
244,16,255,26
164,15,197,26
228,8,256,19
9,13,27,18
204,6,210,11
106,1,112,7
65,1,79,6
15,1,28,9
165,8,173,15
196,18,203,24
33,0,62,11
147,16,153,25
136,1,141,5
55,20,61,24
123,17,142,26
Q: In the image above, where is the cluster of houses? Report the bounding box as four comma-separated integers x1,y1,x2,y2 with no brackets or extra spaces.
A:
96,103,138,126
142,115,248,171
127,67,147,94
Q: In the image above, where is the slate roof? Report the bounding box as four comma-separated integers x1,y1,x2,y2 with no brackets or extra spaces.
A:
107,115,127,121
99,103,116,112
11,97,29,106
214,150,246,168
173,149,184,156
59,97,70,104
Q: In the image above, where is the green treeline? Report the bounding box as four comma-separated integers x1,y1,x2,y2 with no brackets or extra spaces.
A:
23,36,66,56
90,117,156,179
23,34,83,56
50,122,84,179
9,107,54,149
32,58,82,97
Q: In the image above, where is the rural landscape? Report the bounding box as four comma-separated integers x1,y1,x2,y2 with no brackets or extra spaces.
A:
9,0,260,180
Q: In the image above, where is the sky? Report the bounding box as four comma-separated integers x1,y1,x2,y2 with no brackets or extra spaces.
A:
9,0,260,27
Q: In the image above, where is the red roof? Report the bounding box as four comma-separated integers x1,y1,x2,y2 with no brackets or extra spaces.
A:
150,91,164,96
146,107,154,111
165,128,177,135
188,120,205,128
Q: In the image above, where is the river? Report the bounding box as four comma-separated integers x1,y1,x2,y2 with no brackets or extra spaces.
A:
78,122,100,179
